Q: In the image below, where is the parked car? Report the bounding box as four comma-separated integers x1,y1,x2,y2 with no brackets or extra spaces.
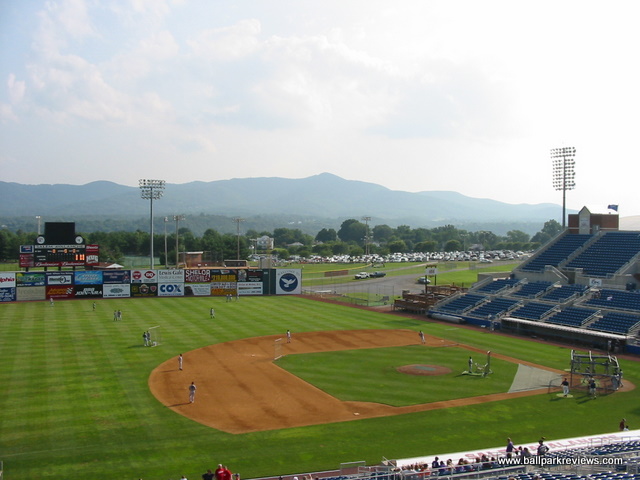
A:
417,276,431,284
369,271,386,278
354,272,369,279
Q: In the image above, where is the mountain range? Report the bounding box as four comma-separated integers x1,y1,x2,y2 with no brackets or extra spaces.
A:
0,173,570,236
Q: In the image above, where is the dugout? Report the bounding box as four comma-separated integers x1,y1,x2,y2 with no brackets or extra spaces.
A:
500,316,628,351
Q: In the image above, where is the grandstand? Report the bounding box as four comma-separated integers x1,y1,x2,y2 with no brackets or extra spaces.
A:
428,208,640,355
259,431,640,480
393,430,640,480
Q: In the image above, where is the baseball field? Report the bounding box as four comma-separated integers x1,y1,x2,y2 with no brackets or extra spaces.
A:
1,295,639,480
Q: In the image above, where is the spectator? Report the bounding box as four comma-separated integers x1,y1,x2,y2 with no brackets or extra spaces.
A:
215,465,225,480
203,469,214,480
537,438,549,456
506,437,515,457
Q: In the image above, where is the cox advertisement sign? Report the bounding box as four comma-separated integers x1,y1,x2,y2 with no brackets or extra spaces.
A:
276,269,302,295
132,270,157,283
158,283,184,297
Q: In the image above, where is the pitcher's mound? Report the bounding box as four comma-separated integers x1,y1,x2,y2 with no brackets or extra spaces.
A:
397,364,452,376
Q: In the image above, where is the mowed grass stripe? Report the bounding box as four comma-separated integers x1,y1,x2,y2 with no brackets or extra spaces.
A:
1,295,640,480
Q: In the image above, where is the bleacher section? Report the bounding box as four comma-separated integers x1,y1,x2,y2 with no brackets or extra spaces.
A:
587,312,640,335
585,289,640,313
468,298,521,319
565,232,640,277
509,302,557,320
475,278,520,294
545,306,598,327
394,430,640,480
520,233,592,272
541,284,589,302
510,281,554,298
437,294,487,315
427,229,640,352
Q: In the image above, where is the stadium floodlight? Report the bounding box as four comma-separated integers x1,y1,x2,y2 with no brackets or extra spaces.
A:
551,147,576,228
164,217,169,269
139,179,165,269
173,215,185,267
362,216,371,256
233,217,244,260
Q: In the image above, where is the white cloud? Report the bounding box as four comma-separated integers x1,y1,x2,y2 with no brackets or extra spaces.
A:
7,74,26,104
187,19,261,61
2,0,640,216
0,103,18,123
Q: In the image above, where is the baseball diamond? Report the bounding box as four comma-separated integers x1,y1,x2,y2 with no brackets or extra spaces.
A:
148,329,580,434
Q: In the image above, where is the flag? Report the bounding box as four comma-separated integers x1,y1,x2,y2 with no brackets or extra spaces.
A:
608,204,619,211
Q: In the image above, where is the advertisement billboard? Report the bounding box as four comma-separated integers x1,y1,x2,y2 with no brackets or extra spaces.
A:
16,286,46,301
184,284,211,296
74,285,104,298
275,269,302,295
0,273,16,288
47,285,75,300
103,284,131,298
185,269,211,283
211,269,237,296
0,287,16,302
158,283,185,297
85,244,99,265
131,283,158,297
75,271,103,285
103,270,131,284
237,282,263,295
46,272,74,285
131,270,157,283
157,269,184,283
16,272,46,287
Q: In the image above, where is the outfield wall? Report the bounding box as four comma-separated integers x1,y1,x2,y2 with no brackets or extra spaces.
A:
0,268,302,302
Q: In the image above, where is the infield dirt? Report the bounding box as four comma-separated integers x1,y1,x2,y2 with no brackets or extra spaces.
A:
147,329,586,434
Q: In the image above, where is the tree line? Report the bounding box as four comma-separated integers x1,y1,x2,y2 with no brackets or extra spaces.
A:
0,219,563,265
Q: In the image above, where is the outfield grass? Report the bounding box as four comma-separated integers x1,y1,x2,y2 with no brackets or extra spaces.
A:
1,296,639,480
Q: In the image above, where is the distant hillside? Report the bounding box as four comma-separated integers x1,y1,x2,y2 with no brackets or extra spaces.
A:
0,173,568,236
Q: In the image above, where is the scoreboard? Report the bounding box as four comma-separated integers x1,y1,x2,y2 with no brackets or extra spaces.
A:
35,244,87,267
20,244,99,268
19,222,99,269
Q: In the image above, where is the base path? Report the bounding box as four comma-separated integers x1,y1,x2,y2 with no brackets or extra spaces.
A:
148,329,567,434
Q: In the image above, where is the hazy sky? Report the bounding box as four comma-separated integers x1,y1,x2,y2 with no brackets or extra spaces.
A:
2,1,639,216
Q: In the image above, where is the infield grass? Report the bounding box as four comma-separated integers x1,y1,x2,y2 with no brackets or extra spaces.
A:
276,346,518,405
1,295,639,480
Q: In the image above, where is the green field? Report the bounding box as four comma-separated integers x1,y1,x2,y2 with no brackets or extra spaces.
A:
1,295,639,480
276,346,518,405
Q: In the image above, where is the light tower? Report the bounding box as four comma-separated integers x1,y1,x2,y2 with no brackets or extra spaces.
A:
362,216,371,256
551,147,576,228
139,179,165,269
233,217,244,260
173,215,185,267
